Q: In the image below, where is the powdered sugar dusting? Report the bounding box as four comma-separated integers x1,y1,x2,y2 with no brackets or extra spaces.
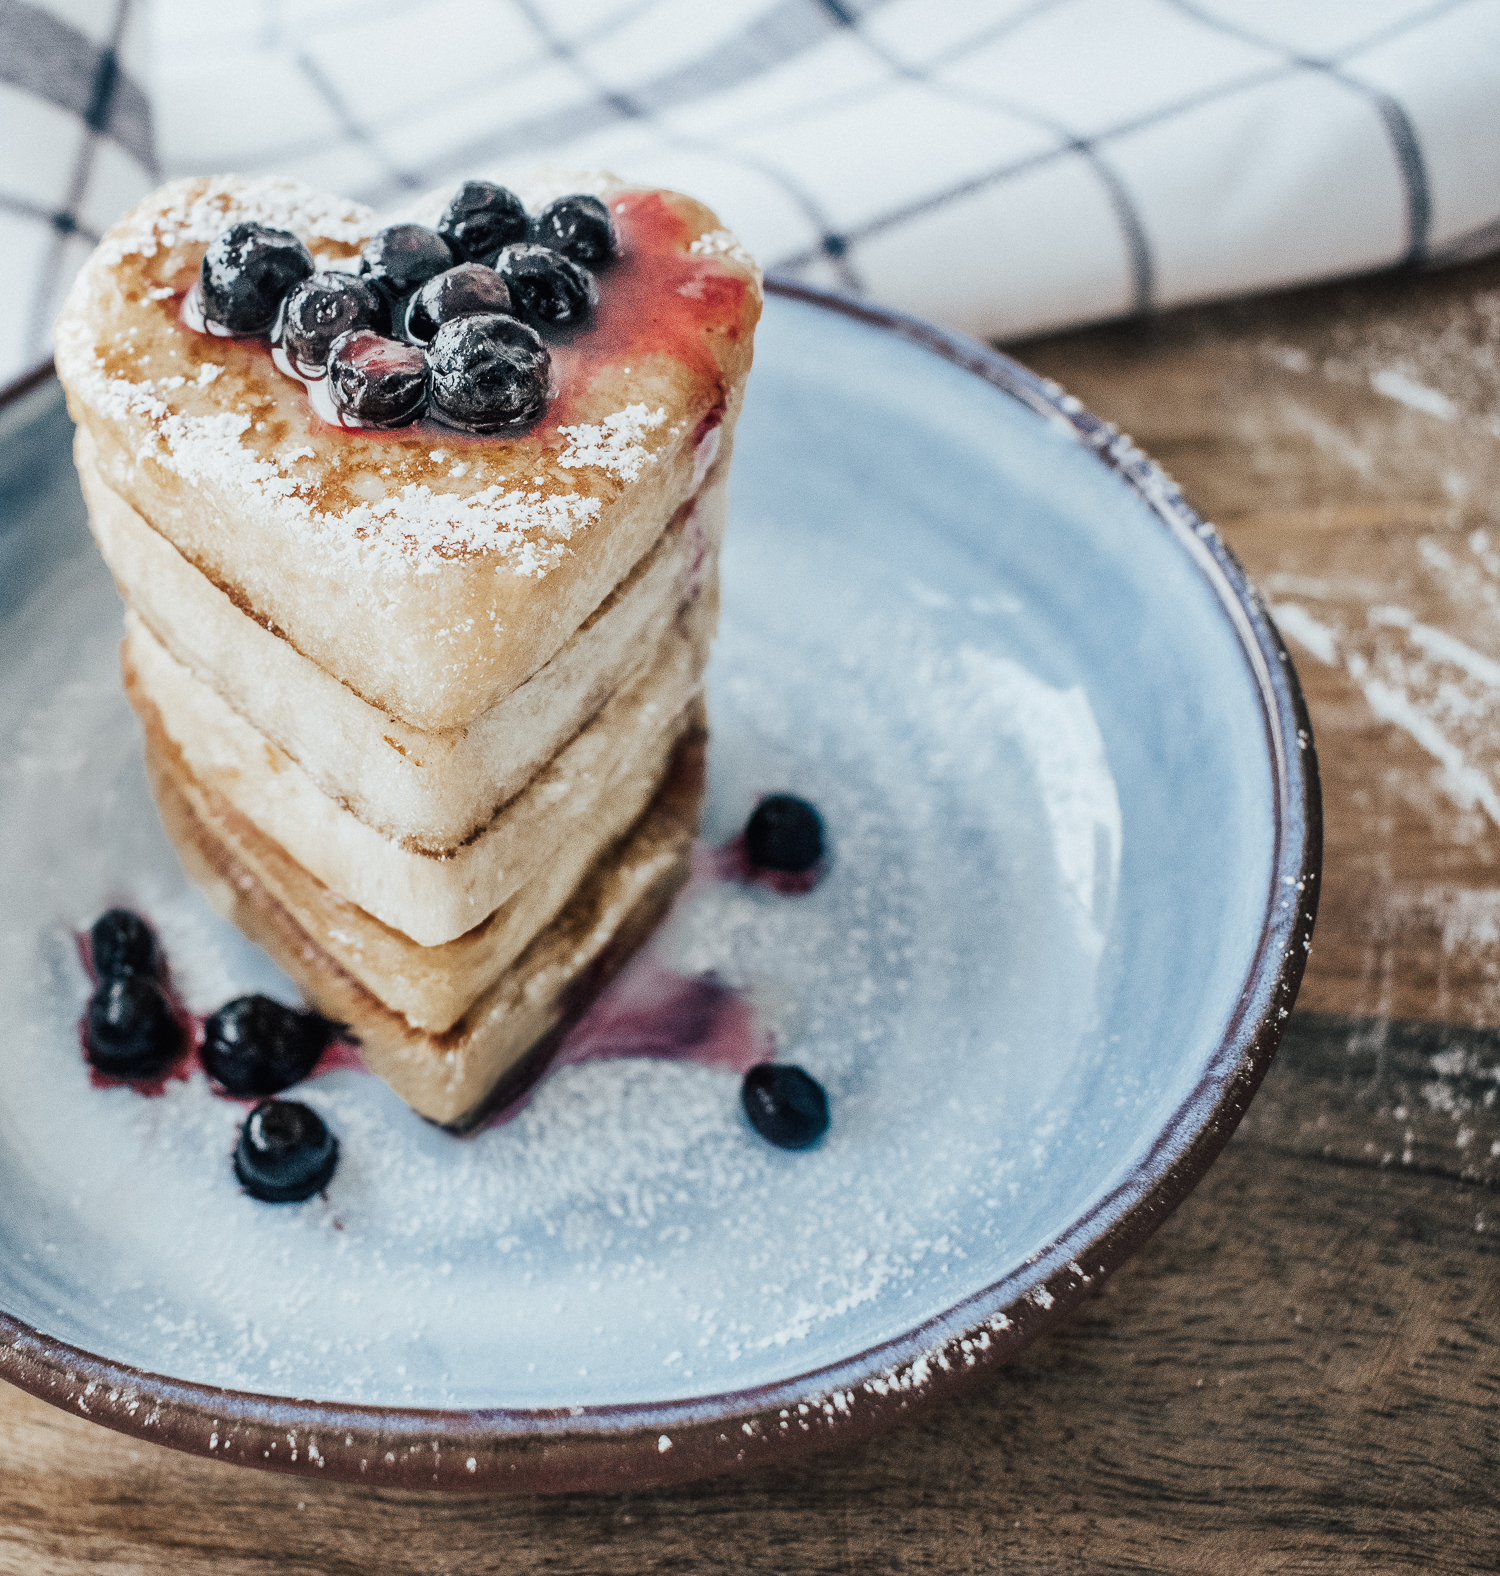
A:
557,403,670,481
62,173,753,575
690,229,756,271
69,357,598,573
98,175,375,266
943,647,1121,957
1273,587,1500,829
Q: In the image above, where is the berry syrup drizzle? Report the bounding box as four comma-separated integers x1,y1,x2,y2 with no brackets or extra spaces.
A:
479,962,774,1131
543,190,745,434
178,190,746,443
75,928,365,1103
554,966,768,1074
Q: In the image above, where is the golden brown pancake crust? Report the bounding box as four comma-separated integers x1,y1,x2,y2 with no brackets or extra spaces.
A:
80,422,729,847
147,715,707,1129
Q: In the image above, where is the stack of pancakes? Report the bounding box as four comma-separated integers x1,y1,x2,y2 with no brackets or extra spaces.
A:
55,174,761,1128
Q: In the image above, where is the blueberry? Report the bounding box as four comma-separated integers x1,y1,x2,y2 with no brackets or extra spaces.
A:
202,995,340,1097
84,977,182,1079
438,180,529,265
745,795,824,874
273,272,382,374
741,1064,829,1150
89,908,156,980
200,222,314,335
327,329,429,427
494,244,597,331
532,194,618,266
358,224,454,318
234,1099,339,1203
428,313,550,431
402,262,512,346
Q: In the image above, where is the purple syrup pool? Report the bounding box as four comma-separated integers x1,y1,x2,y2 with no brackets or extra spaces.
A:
478,961,773,1131
476,833,822,1127
554,816,833,1071
557,964,770,1074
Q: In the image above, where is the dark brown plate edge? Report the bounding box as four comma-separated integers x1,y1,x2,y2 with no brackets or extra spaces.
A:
0,279,1322,1494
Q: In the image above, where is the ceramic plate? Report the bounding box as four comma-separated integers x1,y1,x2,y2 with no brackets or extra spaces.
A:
0,284,1319,1492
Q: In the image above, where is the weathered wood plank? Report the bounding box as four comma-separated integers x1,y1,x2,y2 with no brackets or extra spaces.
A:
1243,1014,1500,1190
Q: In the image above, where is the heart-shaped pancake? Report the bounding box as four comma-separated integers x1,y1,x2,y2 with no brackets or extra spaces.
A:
55,173,760,734
55,173,758,1123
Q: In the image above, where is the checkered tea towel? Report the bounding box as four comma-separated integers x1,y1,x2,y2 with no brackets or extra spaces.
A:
6,0,1500,393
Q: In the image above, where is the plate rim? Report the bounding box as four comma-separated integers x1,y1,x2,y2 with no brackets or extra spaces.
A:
0,280,1322,1493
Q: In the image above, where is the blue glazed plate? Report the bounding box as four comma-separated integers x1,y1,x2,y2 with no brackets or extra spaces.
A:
0,284,1318,1491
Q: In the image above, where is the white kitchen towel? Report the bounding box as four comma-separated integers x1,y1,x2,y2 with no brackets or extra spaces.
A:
7,0,1500,393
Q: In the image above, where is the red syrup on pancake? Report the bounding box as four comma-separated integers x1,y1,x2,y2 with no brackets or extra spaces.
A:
543,190,744,433
177,190,745,446
75,927,366,1102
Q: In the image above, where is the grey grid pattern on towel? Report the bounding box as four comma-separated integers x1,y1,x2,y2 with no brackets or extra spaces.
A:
8,0,1500,393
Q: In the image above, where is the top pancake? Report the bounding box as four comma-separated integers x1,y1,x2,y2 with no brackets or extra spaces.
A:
54,173,761,732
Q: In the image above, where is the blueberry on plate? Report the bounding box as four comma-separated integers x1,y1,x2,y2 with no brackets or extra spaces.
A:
745,794,824,874
741,1063,829,1150
84,977,183,1079
532,193,618,266
200,222,314,335
89,908,156,981
273,272,382,374
438,180,529,265
326,329,429,427
402,262,512,345
494,244,597,331
428,312,550,431
358,224,454,315
202,994,340,1097
234,1099,339,1203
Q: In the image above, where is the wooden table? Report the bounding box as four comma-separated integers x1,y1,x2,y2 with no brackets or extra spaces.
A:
4,257,1498,1572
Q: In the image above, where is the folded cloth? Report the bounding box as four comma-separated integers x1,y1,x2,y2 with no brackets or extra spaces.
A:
9,0,1500,391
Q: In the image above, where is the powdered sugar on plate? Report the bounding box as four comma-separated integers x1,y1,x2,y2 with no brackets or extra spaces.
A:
0,516,1118,1409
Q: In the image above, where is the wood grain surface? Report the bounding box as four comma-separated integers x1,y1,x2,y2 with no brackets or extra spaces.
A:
4,256,1500,1571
